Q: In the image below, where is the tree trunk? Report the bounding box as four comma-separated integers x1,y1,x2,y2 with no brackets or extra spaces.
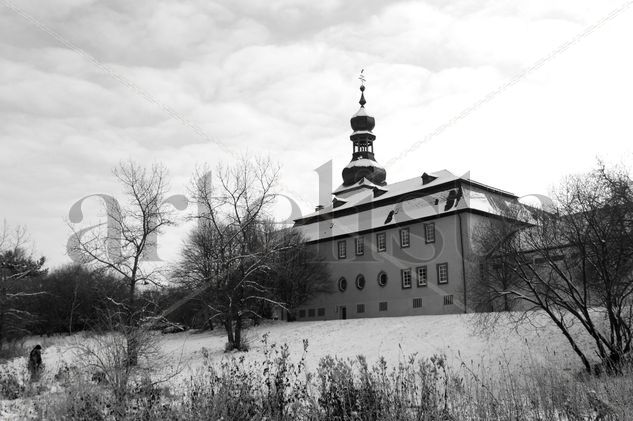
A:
224,317,235,349
0,270,5,348
0,308,4,349
127,333,139,367
234,316,243,350
550,314,592,373
126,279,139,366
68,279,79,335
286,311,296,322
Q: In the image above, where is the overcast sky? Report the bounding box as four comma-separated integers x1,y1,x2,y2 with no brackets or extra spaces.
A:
2,0,633,268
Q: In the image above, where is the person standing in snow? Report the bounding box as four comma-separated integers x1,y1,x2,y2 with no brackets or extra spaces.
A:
28,344,42,382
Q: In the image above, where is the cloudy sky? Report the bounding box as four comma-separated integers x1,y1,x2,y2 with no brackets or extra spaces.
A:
2,0,633,268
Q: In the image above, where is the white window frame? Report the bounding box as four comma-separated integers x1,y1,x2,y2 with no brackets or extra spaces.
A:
355,274,366,290
437,263,449,284
400,228,410,248
416,266,428,287
376,232,386,252
401,268,412,289
338,277,347,292
377,271,388,287
355,237,365,256
337,240,347,259
424,223,435,244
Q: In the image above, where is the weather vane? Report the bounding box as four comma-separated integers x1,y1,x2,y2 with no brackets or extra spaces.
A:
359,69,366,86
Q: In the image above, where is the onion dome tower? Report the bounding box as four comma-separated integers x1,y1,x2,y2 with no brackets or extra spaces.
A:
341,82,387,186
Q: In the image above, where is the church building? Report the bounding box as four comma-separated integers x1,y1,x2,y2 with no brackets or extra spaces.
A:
292,83,518,320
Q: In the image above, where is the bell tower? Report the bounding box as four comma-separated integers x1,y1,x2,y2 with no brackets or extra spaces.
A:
341,78,387,187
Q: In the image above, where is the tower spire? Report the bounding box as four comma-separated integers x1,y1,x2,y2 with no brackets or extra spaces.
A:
340,72,387,187
359,85,366,107
359,69,366,107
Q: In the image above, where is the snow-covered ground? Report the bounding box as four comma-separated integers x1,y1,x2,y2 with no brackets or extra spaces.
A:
0,312,601,419
155,312,596,378
30,312,596,379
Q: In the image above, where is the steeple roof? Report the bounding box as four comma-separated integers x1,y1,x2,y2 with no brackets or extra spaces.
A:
341,81,386,187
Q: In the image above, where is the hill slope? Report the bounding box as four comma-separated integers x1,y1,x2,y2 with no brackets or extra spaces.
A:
156,312,597,375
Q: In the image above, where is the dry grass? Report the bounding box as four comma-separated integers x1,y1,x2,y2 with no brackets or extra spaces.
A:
1,312,632,420
8,334,630,420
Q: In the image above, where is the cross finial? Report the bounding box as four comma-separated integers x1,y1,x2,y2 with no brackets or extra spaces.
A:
358,69,367,106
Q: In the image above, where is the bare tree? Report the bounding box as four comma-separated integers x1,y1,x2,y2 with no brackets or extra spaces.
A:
268,228,331,320
69,161,174,365
0,221,46,347
471,203,528,313
35,263,128,336
72,306,182,418
68,275,80,335
474,163,633,373
176,157,289,351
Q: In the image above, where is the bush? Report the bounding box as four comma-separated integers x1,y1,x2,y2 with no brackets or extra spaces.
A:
316,353,456,421
0,363,26,399
30,334,633,420
57,381,111,421
186,334,313,420
0,339,29,362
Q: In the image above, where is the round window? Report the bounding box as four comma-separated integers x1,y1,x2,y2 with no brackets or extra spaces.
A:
356,274,366,290
338,277,347,292
377,271,388,287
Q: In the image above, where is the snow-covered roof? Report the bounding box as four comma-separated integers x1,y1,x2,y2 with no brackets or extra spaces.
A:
343,158,384,169
332,176,384,196
294,170,517,242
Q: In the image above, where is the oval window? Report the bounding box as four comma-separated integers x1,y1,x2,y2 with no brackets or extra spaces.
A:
338,277,347,292
377,271,388,287
356,274,366,290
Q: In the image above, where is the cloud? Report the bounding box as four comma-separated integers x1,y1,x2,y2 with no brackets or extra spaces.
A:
1,0,632,267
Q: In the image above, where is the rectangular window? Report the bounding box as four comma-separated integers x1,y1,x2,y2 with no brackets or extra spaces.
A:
317,308,325,317
424,223,435,243
443,295,454,305
401,268,412,289
413,298,423,308
299,309,305,318
355,237,365,256
337,240,347,259
437,263,449,284
379,301,388,312
376,232,386,252
416,266,428,287
400,228,410,248
308,309,315,317
357,304,365,313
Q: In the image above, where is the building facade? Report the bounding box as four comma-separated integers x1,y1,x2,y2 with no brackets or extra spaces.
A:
292,84,518,320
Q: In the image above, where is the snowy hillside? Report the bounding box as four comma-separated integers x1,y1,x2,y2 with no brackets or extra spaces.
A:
32,312,597,380
0,312,611,419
